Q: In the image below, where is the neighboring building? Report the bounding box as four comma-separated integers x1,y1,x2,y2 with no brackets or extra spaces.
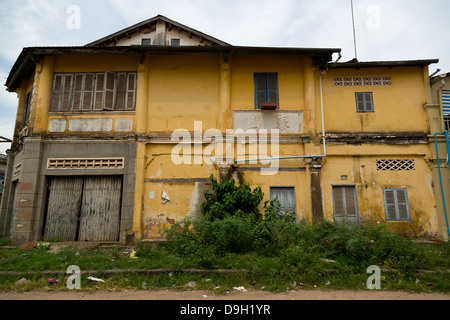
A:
0,154,6,203
429,72,450,240
0,15,445,245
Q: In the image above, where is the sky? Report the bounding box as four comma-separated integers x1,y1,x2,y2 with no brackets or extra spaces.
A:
1,0,449,154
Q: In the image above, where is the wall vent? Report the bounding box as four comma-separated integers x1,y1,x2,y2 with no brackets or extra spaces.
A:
47,158,124,169
13,163,22,175
376,159,415,171
334,76,392,86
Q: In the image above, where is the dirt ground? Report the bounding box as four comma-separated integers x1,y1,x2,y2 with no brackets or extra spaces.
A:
1,289,449,300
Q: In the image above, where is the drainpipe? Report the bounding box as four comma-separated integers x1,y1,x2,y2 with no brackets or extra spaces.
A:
235,68,328,164
434,131,450,240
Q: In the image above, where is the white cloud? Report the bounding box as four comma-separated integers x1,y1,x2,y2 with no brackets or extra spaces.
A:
0,0,449,154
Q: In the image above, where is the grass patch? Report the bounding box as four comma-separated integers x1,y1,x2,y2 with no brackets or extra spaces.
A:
0,220,448,293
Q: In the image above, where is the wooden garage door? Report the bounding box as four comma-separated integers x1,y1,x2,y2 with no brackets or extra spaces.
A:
44,176,122,242
43,177,84,241
78,176,122,241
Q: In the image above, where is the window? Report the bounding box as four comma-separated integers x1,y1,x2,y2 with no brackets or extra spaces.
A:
22,89,33,126
50,72,137,112
332,186,359,224
383,188,411,221
442,91,450,128
171,39,180,46
355,92,374,112
254,73,279,109
141,38,151,46
270,187,296,217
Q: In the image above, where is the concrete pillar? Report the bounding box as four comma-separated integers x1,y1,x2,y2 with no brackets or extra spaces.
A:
218,164,233,182
0,150,15,237
302,57,316,137
10,137,44,245
218,54,232,131
308,158,324,224
32,56,56,134
132,140,146,240
136,54,150,135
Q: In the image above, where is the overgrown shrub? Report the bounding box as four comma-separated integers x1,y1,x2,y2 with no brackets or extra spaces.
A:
201,175,264,221
164,176,433,274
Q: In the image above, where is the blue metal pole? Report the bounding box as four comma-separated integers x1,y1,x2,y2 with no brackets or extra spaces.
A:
435,132,450,240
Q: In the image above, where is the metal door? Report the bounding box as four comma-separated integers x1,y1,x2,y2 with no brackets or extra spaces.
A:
43,177,84,241
78,176,122,241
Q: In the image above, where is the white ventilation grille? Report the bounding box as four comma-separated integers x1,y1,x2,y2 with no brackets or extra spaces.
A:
376,159,415,171
334,76,392,86
47,158,124,169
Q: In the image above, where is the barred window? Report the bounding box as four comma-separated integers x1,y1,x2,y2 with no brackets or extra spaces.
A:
50,72,137,112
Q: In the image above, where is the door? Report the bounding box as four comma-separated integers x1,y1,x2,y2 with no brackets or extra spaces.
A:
332,186,359,224
43,177,84,241
78,176,122,241
43,176,122,241
270,187,296,216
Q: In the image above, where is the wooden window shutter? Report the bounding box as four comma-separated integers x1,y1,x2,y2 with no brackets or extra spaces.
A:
396,189,410,220
94,73,105,110
50,74,63,112
61,74,73,112
254,73,278,109
383,189,397,221
356,93,365,112
344,187,357,217
365,92,374,111
267,73,278,104
383,188,410,221
103,71,115,110
126,72,137,110
22,89,33,126
72,74,84,111
255,73,266,109
115,72,127,111
82,73,95,111
333,186,359,224
332,186,346,222
356,92,373,112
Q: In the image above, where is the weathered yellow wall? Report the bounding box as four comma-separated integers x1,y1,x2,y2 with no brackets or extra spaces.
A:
321,149,436,236
231,55,304,110
147,54,221,132
320,67,429,133
20,51,440,240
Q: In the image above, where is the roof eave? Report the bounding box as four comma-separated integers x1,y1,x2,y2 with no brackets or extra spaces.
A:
327,59,439,69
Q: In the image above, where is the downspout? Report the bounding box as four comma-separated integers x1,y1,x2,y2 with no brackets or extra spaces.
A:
235,68,328,164
434,131,450,240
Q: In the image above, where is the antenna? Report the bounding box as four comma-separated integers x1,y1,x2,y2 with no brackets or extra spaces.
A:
351,0,358,60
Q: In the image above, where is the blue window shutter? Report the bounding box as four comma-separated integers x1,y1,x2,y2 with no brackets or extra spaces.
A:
442,91,450,116
254,73,278,109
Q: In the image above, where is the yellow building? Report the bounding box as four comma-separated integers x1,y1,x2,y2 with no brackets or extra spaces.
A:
0,15,445,245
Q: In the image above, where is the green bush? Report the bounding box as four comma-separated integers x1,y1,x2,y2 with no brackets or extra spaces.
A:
201,175,264,222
